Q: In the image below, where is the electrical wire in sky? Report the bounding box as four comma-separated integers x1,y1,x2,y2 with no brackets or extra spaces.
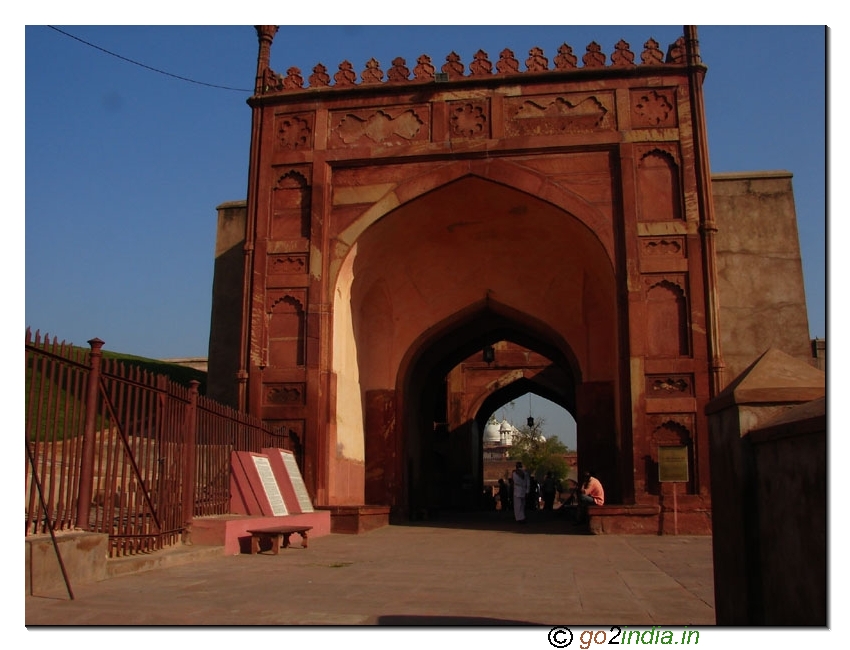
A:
46,26,253,93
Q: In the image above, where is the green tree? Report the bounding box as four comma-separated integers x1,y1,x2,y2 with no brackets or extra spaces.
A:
508,417,569,480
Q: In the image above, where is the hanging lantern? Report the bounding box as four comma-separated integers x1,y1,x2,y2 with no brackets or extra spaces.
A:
527,416,535,427
483,345,495,364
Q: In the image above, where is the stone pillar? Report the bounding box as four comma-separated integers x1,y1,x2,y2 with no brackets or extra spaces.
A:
364,389,398,508
575,380,619,503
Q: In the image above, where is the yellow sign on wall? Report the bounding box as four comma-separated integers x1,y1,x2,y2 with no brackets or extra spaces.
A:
658,445,689,483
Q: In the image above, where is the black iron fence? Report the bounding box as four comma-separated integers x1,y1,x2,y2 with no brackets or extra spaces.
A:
25,329,293,557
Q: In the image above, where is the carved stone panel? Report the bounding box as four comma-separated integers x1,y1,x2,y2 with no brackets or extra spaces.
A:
448,99,490,140
275,112,314,151
328,105,429,147
268,253,307,275
640,237,686,259
630,88,678,128
645,374,694,397
636,145,682,222
504,92,614,137
643,274,690,358
271,169,311,241
266,289,307,367
264,382,307,405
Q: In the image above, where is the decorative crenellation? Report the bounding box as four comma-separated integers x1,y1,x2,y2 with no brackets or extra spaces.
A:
258,36,687,94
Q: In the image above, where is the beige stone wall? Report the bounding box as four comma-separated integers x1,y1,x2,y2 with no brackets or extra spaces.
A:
207,200,248,406
712,171,812,382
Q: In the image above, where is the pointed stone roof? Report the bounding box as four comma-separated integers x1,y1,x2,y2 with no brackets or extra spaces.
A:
706,348,825,414
748,396,825,443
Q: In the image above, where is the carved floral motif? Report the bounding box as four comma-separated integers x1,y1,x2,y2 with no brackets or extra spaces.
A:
334,61,357,87
442,52,464,80
525,46,549,72
666,37,686,64
268,254,308,275
264,383,306,405
633,90,676,127
261,67,284,93
308,63,330,87
506,94,612,135
387,57,410,82
276,115,313,150
283,67,304,90
469,50,493,76
413,54,435,81
646,375,693,396
611,39,635,67
642,238,685,257
641,38,664,65
582,42,606,68
553,44,578,70
496,49,520,75
361,58,384,84
334,109,425,145
449,101,488,139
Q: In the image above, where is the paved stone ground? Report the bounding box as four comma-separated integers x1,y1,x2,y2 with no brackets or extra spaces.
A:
24,511,715,627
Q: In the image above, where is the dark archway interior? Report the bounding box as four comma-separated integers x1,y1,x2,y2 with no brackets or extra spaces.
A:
402,303,579,517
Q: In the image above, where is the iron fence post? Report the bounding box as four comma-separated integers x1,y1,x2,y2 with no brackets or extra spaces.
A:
181,380,200,544
75,337,104,530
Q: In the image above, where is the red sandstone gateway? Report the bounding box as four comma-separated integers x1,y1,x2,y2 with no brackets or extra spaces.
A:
207,27,814,534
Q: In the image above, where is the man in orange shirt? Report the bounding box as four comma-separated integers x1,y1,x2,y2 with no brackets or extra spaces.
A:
576,471,604,524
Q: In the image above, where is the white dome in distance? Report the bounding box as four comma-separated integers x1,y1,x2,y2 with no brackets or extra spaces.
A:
483,420,502,443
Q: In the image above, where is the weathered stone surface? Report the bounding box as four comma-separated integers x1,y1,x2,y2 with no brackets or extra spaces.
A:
713,172,813,380
26,531,109,597
707,352,825,624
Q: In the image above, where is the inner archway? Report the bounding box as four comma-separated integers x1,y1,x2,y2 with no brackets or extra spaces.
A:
393,301,626,519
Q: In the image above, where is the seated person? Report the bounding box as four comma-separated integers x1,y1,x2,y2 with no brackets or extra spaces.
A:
575,471,604,524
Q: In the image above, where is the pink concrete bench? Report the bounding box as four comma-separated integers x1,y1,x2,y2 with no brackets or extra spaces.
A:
246,525,312,554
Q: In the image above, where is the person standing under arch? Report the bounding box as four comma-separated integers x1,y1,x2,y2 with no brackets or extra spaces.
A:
541,471,558,511
512,462,529,523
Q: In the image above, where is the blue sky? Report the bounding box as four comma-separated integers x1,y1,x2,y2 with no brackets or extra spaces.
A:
21,20,827,446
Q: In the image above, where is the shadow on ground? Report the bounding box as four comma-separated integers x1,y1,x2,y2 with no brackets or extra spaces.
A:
394,508,592,535
377,615,537,625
